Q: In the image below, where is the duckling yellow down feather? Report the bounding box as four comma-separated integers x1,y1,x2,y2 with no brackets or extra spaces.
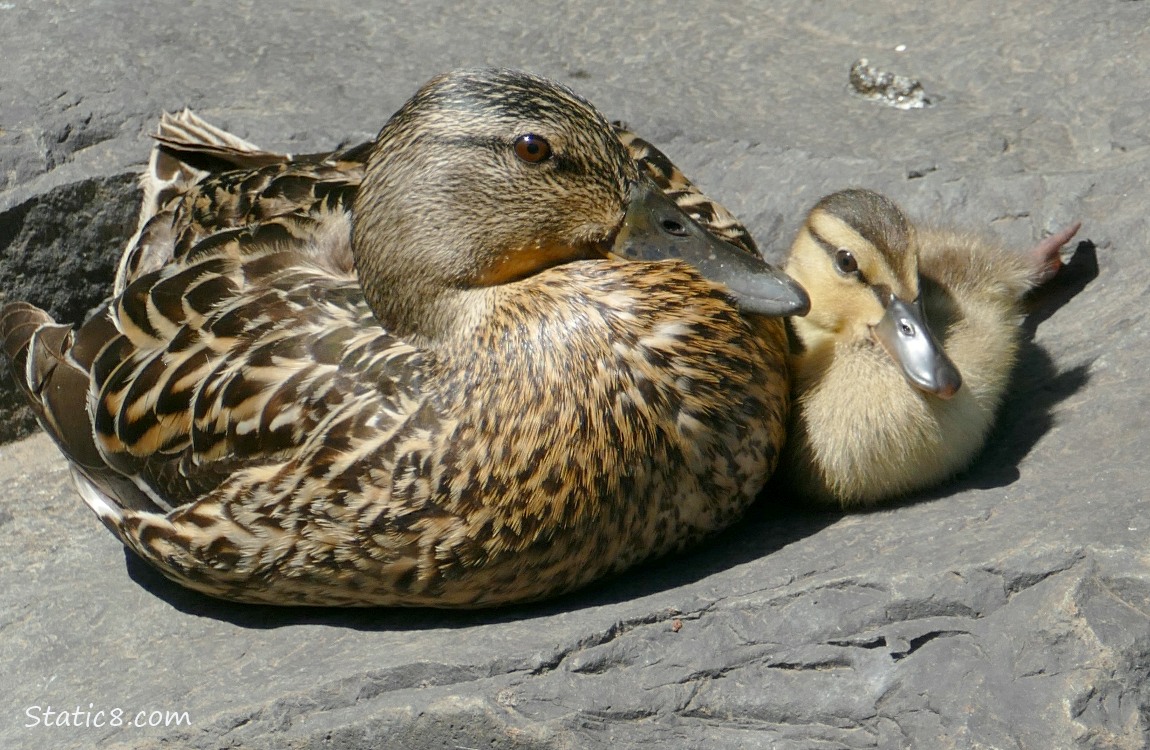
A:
0,69,807,607
780,188,1080,508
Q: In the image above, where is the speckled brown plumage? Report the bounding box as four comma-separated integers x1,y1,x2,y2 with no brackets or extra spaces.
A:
1,69,792,607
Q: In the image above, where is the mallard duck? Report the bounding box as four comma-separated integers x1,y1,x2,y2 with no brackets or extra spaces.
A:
779,188,1080,507
0,68,808,607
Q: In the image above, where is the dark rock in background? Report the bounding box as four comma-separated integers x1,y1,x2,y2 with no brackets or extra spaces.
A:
0,174,139,441
1,1,1147,748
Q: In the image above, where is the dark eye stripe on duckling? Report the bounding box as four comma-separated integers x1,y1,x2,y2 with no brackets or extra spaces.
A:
808,228,903,306
812,189,911,273
808,226,870,286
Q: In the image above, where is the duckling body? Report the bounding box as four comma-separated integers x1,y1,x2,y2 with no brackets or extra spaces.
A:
781,189,1079,507
1,69,803,607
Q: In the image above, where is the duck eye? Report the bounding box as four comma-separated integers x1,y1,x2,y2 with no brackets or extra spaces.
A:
834,249,859,274
513,134,552,164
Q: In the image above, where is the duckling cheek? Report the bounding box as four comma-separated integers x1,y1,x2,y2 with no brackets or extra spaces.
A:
811,298,875,341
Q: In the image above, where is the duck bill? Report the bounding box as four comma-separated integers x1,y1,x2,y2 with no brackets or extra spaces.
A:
610,177,810,317
873,296,963,399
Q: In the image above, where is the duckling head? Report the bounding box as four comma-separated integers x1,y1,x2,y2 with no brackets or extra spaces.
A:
785,188,962,398
351,68,807,346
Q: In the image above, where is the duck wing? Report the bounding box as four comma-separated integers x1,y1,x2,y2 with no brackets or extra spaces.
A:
3,115,422,514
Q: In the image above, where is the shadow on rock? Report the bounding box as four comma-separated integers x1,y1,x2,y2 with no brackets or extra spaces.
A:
1023,239,1100,336
123,501,836,630
924,353,1091,497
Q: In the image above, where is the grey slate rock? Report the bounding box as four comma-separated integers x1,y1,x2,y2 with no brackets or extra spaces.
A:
1,1,1148,748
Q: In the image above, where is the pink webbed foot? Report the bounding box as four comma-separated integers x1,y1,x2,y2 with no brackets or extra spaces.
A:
1029,222,1082,285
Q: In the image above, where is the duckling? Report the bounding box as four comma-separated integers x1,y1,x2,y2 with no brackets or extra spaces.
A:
0,69,808,607
779,188,1081,508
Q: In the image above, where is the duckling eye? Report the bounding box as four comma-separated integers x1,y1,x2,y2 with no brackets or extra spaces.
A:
513,134,552,164
834,249,859,275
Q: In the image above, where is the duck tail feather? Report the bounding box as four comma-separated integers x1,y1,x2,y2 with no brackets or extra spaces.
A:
69,464,168,536
1,302,66,423
151,109,291,173
1,302,53,386
156,108,268,155
1,304,139,500
70,465,125,525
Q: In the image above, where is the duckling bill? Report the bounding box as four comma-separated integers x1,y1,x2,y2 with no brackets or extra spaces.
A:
0,68,801,607
872,291,961,398
780,188,1081,508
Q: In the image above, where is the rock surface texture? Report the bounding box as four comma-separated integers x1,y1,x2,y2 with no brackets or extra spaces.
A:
1,1,1147,748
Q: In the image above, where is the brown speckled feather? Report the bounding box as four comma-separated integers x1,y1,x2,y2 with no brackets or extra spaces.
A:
1,70,791,607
